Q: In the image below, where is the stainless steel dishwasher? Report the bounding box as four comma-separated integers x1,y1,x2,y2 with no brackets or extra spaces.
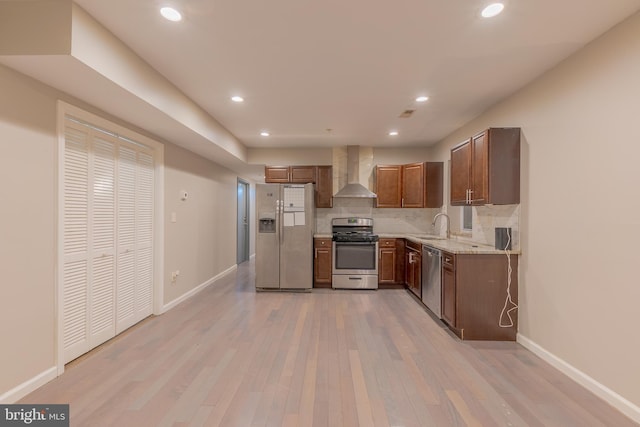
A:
422,245,442,318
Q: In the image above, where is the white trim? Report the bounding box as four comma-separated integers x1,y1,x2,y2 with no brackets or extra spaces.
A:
56,102,66,376
161,265,238,313
0,367,57,404
153,143,165,316
517,333,640,424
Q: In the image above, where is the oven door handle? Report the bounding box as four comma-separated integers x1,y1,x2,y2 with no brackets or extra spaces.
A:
334,241,377,245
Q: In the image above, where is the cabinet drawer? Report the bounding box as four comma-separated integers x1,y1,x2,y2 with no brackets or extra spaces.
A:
314,238,332,247
442,251,455,270
405,239,421,252
379,238,396,247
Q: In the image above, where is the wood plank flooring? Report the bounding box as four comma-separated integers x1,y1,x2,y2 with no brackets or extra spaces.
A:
21,260,637,426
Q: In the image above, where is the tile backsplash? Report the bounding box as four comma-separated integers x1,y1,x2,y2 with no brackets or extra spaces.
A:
316,198,440,234
316,198,521,251
472,204,520,250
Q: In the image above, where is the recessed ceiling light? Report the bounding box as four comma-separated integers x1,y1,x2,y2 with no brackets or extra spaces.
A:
260,131,270,137
389,131,399,136
160,7,182,22
481,3,504,18
231,96,244,103
416,96,429,103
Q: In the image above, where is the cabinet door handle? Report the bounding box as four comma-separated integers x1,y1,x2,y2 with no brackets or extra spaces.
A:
401,198,404,207
314,248,318,258
468,189,473,204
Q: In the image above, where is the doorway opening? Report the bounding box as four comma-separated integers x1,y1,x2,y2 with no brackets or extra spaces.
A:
237,179,250,264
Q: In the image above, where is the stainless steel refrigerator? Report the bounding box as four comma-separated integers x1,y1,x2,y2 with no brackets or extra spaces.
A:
255,183,314,290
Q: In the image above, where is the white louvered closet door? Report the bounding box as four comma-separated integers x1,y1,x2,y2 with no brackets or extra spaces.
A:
89,135,117,348
63,116,155,363
62,126,91,362
62,126,117,363
116,145,155,334
135,152,154,321
116,145,137,333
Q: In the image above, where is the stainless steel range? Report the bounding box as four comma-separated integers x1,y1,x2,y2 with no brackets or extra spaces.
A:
332,218,379,289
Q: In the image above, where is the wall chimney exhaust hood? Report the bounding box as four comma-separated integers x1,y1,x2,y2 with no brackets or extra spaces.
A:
333,146,377,198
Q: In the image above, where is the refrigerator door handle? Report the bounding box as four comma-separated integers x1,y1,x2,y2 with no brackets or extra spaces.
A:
278,199,283,243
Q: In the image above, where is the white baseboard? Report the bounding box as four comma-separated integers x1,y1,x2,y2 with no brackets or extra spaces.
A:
517,333,640,424
161,265,238,313
0,367,57,404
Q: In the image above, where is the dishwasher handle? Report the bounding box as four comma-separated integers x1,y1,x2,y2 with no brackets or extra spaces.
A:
422,245,442,258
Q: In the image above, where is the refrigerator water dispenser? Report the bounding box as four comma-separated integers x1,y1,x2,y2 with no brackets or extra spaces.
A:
259,214,276,233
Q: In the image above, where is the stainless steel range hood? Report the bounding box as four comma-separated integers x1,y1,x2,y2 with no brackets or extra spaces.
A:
333,146,377,198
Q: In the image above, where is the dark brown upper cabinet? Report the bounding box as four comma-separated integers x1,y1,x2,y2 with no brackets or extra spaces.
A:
402,162,425,208
264,166,291,183
264,165,332,208
315,166,333,208
290,166,317,183
374,165,402,208
450,128,520,206
375,162,443,208
265,165,317,183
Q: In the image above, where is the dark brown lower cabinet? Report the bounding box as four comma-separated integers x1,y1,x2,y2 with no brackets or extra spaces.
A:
378,239,405,288
379,239,397,283
441,251,519,341
405,240,421,298
313,238,332,288
442,252,457,327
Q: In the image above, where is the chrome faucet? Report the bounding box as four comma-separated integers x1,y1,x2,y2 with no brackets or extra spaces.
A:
432,212,451,239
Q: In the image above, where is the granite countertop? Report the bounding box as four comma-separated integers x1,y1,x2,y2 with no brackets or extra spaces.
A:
383,233,520,255
313,232,519,254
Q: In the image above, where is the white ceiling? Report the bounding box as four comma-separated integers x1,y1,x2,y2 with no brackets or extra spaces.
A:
68,0,640,150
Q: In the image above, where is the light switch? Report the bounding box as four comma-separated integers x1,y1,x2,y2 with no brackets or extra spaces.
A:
171,212,177,223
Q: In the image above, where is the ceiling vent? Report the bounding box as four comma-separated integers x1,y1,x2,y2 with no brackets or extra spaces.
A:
399,109,415,118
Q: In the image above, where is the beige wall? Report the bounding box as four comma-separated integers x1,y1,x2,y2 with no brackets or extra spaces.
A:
0,65,57,396
248,147,333,166
0,64,243,399
248,146,432,169
372,147,432,165
163,143,239,304
430,12,640,407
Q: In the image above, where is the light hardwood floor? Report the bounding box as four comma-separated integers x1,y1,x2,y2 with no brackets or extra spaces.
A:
22,260,637,426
